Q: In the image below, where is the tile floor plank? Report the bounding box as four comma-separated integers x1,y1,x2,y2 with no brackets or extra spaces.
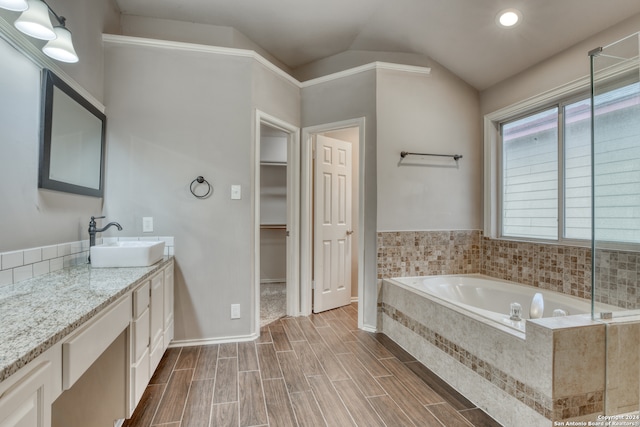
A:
269,321,293,352
427,402,475,427
238,371,268,427
308,342,350,381
193,344,218,380
315,324,352,355
324,318,357,342
459,408,504,427
213,358,238,404
151,369,194,425
257,326,273,344
289,390,327,427
375,374,444,426
211,402,239,427
332,379,386,427
380,358,444,405
218,342,238,358
337,353,386,397
343,341,391,377
175,346,201,370
367,395,415,427
277,350,311,393
351,330,394,359
307,375,356,427
238,341,259,372
181,379,214,427
296,317,324,344
263,378,297,427
123,384,166,427
291,340,324,376
372,333,416,362
405,360,475,410
149,347,181,385
256,343,283,380
281,317,306,342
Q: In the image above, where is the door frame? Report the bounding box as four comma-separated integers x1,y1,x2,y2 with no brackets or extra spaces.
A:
253,110,300,335
301,117,366,329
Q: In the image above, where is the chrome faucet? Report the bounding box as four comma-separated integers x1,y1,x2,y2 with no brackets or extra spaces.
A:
88,216,122,247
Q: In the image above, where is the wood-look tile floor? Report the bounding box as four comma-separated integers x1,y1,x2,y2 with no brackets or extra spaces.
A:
124,304,502,427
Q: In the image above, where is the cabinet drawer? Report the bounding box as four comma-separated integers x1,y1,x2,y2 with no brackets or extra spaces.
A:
133,281,150,318
62,294,132,390
132,308,150,362
149,339,164,376
131,347,150,410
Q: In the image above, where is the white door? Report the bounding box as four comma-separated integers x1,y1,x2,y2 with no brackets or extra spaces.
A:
313,135,353,313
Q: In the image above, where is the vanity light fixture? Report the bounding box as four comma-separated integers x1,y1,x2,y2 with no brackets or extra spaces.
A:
13,0,55,39
42,20,78,63
0,0,28,12
4,0,78,62
496,8,522,28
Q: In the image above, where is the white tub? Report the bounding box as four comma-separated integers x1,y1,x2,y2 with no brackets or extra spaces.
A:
388,274,613,333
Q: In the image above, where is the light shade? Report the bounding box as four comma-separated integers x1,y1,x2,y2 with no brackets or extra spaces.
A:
43,25,78,63
14,0,55,40
0,0,28,12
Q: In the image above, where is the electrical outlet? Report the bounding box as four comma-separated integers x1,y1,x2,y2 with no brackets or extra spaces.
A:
142,217,153,232
231,304,241,319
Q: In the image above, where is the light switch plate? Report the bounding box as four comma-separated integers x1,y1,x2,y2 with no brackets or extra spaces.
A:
231,185,241,200
231,304,241,319
142,217,153,232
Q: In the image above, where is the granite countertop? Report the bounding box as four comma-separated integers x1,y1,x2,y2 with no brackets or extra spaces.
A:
0,257,172,383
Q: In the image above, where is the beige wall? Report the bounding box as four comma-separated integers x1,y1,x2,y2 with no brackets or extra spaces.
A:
0,0,118,253
376,61,482,232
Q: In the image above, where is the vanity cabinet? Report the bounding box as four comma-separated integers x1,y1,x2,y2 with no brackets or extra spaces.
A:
128,260,174,414
0,344,61,427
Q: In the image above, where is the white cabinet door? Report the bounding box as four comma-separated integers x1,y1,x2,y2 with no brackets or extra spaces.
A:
149,271,164,374
0,362,52,427
163,262,174,350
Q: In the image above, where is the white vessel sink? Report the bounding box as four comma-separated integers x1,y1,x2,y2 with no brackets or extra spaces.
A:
90,241,165,268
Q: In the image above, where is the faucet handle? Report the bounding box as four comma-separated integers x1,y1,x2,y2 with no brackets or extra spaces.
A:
90,215,106,221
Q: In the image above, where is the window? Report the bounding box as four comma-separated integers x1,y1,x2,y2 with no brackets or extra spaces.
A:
499,80,640,244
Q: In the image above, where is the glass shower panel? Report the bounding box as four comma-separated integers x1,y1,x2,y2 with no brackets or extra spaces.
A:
590,32,640,419
591,33,640,317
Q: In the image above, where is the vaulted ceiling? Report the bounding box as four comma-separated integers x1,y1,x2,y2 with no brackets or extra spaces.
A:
115,0,640,90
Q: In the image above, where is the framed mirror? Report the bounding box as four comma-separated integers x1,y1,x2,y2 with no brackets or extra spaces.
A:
39,69,106,197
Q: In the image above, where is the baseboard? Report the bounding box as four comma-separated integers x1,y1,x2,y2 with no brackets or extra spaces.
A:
114,419,124,427
350,296,358,302
169,333,259,347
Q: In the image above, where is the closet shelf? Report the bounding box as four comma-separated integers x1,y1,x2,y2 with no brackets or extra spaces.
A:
260,224,286,229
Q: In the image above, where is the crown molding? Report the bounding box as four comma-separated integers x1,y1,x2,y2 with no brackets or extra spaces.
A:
102,34,432,89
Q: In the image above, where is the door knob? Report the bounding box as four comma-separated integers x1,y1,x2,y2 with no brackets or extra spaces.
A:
346,230,354,235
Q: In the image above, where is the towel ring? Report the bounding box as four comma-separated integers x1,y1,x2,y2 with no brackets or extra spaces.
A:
190,176,212,199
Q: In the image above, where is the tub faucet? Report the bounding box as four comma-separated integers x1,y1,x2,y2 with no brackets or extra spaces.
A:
88,216,122,247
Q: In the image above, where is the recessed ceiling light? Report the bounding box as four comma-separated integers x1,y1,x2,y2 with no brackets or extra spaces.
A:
497,8,522,28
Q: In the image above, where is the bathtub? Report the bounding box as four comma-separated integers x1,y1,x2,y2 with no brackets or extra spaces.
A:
388,274,610,334
380,273,639,426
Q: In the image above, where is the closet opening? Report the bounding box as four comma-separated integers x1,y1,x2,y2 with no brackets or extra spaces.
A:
253,111,300,335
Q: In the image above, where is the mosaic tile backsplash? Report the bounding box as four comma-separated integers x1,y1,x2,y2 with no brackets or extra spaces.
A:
377,230,640,309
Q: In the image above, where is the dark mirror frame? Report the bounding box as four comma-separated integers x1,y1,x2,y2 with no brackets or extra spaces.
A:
39,69,107,197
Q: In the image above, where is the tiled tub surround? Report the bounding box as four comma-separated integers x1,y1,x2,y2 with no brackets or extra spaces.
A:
379,280,623,426
377,230,640,310
0,256,174,383
0,236,175,287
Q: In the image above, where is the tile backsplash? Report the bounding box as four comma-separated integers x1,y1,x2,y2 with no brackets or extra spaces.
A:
0,236,175,287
